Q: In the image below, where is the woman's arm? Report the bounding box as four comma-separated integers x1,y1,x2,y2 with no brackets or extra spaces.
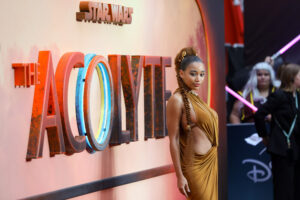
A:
254,91,281,137
229,100,243,124
166,94,190,197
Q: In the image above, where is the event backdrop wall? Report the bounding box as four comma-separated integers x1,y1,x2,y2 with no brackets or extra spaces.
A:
0,0,226,199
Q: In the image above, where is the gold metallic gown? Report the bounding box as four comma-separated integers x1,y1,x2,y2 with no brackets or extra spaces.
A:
180,91,219,200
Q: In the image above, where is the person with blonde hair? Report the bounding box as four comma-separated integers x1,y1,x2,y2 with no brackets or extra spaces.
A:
254,63,300,200
167,47,218,199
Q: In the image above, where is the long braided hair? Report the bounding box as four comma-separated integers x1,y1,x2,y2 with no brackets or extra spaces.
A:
175,47,202,132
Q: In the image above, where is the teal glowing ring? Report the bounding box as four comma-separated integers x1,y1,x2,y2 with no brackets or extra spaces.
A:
76,54,95,153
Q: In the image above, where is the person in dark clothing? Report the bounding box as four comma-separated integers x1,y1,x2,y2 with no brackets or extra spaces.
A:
254,63,300,200
230,62,280,123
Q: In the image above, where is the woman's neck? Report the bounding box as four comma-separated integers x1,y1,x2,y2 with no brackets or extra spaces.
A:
257,85,270,97
190,90,199,96
257,85,269,92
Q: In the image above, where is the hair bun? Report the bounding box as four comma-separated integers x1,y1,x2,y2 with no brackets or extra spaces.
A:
175,47,198,71
177,50,187,64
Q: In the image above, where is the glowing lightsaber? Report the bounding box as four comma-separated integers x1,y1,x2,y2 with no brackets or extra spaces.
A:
225,86,258,112
271,34,300,60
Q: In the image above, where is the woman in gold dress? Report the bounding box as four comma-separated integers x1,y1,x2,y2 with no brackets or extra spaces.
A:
167,47,218,200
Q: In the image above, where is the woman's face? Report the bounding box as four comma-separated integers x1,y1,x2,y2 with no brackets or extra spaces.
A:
256,69,271,88
179,61,205,91
293,70,300,88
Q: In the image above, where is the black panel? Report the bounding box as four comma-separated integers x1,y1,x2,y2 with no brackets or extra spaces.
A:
21,165,174,200
244,0,300,66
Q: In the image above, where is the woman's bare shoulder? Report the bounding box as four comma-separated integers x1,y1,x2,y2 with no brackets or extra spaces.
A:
167,93,183,110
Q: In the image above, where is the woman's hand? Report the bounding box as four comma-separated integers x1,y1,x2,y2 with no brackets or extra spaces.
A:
177,175,190,197
262,136,269,146
264,56,274,66
265,114,272,122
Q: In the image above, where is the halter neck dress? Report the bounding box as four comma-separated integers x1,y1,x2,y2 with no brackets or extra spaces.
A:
178,90,219,200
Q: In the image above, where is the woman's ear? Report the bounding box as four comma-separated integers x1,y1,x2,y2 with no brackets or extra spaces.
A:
179,69,184,79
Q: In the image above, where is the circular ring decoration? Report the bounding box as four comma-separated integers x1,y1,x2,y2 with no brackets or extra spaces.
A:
95,63,112,145
83,55,114,151
76,54,95,153
75,54,114,152
94,63,105,141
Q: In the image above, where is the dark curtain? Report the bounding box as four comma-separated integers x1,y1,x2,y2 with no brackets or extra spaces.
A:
226,46,247,91
244,0,300,66
225,46,250,122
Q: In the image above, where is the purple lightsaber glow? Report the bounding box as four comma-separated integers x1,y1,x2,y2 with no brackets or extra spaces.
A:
225,86,258,112
271,34,300,60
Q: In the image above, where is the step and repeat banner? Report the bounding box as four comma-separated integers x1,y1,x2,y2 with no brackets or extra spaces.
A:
228,123,273,200
0,0,226,199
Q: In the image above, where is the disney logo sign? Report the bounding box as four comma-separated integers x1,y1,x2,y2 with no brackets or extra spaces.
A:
242,159,272,183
